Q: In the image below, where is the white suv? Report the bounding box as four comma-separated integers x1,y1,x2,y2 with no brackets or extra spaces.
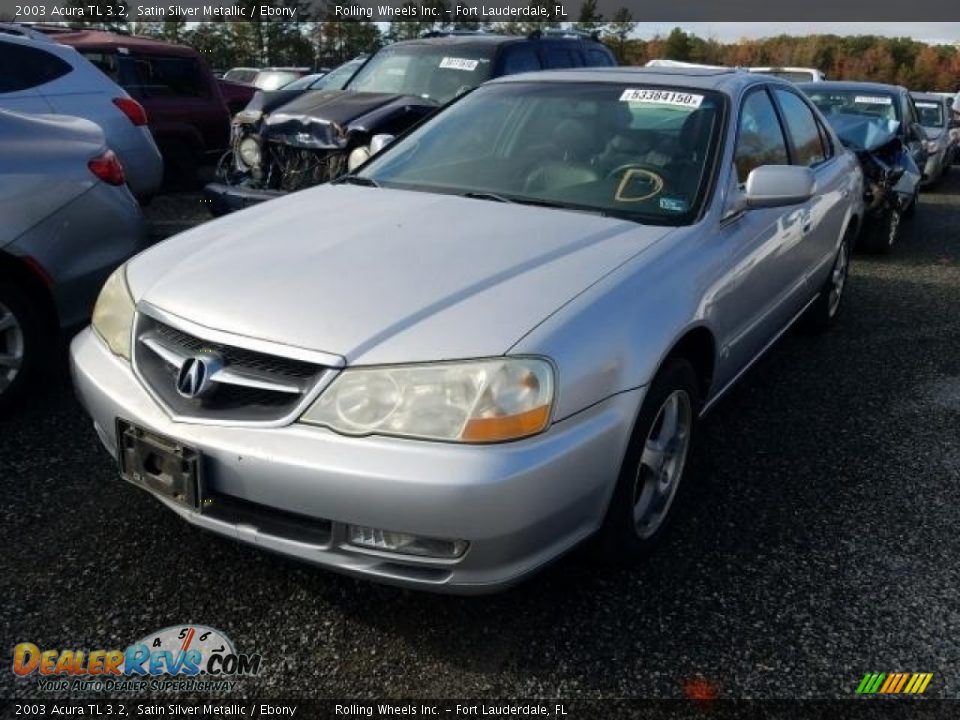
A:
0,26,162,201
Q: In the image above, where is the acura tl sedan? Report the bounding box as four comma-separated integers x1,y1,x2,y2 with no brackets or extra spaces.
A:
71,68,863,593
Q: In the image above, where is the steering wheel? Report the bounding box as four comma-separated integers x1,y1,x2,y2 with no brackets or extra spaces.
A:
605,163,668,202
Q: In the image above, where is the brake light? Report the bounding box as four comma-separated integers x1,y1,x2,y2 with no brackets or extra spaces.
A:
112,97,148,126
88,150,125,186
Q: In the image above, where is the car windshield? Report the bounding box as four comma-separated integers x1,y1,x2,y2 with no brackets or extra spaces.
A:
311,57,365,90
283,73,321,91
805,89,900,122
253,71,300,90
914,100,945,128
358,82,724,226
345,45,494,104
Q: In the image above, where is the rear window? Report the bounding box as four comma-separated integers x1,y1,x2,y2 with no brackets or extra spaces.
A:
119,55,209,99
586,48,616,67
0,42,72,93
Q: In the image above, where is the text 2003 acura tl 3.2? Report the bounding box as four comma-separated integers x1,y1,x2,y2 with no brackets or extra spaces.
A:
72,68,863,593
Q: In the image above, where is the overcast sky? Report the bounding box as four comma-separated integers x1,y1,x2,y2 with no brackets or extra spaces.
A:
636,22,960,44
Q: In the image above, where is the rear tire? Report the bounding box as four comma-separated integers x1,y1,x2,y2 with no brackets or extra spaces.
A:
596,358,700,564
0,282,45,413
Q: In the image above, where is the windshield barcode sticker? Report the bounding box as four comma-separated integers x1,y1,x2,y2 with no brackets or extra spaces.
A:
854,95,892,105
439,57,479,71
619,89,704,108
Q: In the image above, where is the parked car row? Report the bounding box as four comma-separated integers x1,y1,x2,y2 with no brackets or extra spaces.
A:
2,22,959,594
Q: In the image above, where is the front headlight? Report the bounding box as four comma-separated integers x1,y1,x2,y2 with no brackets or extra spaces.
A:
91,264,135,360
926,140,940,154
300,358,555,443
238,137,261,167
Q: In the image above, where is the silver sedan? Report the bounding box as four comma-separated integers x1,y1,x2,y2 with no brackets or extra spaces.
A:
71,68,863,593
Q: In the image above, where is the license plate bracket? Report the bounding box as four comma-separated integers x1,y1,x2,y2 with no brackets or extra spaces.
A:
117,419,202,509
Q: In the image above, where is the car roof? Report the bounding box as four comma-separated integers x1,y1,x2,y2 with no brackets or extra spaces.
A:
490,66,766,93
44,27,199,57
392,33,605,50
797,80,905,94
910,91,946,103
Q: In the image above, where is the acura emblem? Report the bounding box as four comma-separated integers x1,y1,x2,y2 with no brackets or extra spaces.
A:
176,353,224,399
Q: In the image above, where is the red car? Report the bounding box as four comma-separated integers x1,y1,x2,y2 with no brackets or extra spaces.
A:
43,26,230,188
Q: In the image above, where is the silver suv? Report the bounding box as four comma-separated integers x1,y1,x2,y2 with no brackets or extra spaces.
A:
71,68,864,593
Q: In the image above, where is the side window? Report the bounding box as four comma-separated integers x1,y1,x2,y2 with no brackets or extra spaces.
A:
79,51,120,83
500,45,541,75
120,55,209,99
0,42,71,93
773,88,827,167
542,44,583,69
735,89,789,183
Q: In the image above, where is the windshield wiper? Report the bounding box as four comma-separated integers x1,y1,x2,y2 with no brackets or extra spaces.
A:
334,175,380,188
460,191,514,203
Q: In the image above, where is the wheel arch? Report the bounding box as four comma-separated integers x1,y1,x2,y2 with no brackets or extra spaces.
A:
658,324,717,406
0,252,59,337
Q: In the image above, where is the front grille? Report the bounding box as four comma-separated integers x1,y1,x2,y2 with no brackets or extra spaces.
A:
134,313,330,424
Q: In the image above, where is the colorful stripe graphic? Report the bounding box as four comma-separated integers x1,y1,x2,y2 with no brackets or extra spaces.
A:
857,672,933,694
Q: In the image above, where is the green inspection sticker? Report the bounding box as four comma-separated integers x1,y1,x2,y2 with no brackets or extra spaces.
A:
659,197,689,212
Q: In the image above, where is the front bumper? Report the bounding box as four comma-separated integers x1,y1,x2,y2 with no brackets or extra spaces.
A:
203,182,286,216
921,151,945,186
70,327,641,594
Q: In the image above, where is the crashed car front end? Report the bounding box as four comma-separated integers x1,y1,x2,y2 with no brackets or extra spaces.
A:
205,90,435,216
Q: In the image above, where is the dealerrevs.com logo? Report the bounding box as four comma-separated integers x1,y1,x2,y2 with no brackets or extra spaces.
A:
12,625,262,693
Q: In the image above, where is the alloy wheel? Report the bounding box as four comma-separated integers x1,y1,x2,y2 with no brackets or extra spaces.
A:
633,389,693,539
0,300,25,395
827,241,850,318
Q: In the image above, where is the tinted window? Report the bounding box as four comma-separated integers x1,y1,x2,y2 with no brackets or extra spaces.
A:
500,45,541,75
0,42,71,93
79,51,119,82
120,55,208,99
735,89,789,183
774,88,826,166
543,45,583,69
586,48,615,67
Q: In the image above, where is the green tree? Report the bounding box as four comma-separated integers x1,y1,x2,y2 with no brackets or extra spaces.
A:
602,8,636,62
662,27,692,61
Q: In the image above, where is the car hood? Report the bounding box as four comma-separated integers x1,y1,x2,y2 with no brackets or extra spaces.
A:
261,90,436,149
922,126,944,142
128,185,672,365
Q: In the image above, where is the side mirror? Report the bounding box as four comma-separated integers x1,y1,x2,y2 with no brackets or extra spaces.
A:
744,165,816,208
910,122,927,142
369,134,395,155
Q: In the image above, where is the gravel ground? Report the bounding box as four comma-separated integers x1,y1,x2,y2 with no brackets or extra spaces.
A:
1,172,958,701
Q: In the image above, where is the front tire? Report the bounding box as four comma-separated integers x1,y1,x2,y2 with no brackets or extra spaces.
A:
0,283,44,413
597,358,700,563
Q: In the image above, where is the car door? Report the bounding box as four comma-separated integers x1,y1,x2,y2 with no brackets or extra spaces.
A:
770,86,851,282
0,39,65,114
709,86,815,387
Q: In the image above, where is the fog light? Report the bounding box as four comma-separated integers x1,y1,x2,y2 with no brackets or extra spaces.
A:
347,525,468,559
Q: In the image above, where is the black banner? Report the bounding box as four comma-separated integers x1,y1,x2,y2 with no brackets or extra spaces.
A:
1,700,959,719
